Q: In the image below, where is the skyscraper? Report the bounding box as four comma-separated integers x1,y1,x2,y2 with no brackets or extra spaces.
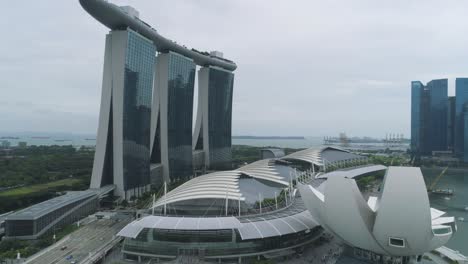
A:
193,66,235,170
151,52,196,183
454,78,468,158
464,107,468,162
447,96,455,151
426,79,448,151
411,79,448,155
90,29,155,199
80,0,237,197
411,81,425,154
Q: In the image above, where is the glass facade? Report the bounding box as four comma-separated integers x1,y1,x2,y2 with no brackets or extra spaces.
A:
427,79,448,152
455,78,468,156
122,30,156,192
5,197,98,238
5,220,33,237
166,52,196,181
411,81,424,153
207,67,234,170
101,100,114,186
447,96,455,151
411,79,448,155
122,227,322,260
464,108,468,162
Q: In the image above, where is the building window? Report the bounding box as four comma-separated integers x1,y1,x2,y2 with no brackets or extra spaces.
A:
433,226,452,235
388,237,405,248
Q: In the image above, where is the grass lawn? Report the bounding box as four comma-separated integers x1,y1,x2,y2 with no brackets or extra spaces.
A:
0,178,83,197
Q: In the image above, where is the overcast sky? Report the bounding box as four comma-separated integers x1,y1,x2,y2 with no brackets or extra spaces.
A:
1,0,468,138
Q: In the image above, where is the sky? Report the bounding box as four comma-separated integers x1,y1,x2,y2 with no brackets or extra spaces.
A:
1,0,468,138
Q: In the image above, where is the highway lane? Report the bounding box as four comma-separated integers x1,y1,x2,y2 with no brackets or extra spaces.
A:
26,215,131,264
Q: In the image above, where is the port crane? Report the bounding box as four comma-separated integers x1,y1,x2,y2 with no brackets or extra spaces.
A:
427,167,453,195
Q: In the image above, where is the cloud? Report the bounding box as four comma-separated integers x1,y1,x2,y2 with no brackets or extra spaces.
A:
1,0,467,137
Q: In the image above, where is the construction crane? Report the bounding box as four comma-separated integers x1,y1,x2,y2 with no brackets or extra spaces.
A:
428,167,452,194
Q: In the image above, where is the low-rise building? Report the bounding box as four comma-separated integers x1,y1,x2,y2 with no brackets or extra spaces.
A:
4,186,114,240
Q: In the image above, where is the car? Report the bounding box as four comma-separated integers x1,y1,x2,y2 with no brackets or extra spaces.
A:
60,246,68,250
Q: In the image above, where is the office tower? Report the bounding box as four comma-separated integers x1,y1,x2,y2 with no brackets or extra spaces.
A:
464,108,468,162
426,79,448,151
411,81,425,154
447,96,455,151
411,79,448,155
151,52,196,183
193,66,235,170
454,78,468,159
90,29,156,199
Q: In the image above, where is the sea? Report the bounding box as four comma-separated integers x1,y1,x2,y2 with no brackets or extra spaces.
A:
422,168,468,255
0,133,466,255
1,134,329,148
1,133,405,150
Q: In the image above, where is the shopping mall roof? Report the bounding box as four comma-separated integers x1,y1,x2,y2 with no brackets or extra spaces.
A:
260,148,285,158
118,209,318,241
152,146,372,211
153,159,289,208
281,146,362,166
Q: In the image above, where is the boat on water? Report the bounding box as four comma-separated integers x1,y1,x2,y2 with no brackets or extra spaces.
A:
430,188,454,195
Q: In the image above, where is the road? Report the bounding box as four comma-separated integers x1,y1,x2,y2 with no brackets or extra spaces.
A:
25,216,131,264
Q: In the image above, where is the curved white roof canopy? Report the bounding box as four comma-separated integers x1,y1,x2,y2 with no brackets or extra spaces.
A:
298,166,456,257
152,146,367,210
152,159,290,209
282,146,362,168
237,159,289,186
154,171,243,207
282,147,325,166
118,210,318,241
79,0,237,71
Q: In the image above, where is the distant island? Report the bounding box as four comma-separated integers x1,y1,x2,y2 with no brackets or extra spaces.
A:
233,136,305,140
0,136,19,140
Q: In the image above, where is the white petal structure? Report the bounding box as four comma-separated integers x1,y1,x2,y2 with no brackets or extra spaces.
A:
298,166,456,257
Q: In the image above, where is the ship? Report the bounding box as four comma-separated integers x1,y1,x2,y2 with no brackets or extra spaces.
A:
430,188,454,195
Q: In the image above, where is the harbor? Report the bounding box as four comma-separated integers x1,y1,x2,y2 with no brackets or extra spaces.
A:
422,167,468,256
